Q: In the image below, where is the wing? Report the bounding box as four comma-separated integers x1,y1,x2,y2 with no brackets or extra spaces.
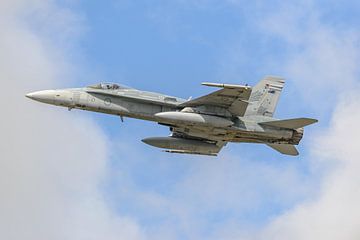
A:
179,83,252,116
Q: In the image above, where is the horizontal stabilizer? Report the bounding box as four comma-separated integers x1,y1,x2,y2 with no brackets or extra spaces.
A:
259,118,318,129
267,144,299,156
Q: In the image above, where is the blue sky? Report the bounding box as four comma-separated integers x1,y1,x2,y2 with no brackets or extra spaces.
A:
71,0,324,235
58,0,358,237
2,0,360,239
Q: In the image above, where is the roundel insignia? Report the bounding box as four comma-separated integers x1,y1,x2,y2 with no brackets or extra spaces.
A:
104,98,111,106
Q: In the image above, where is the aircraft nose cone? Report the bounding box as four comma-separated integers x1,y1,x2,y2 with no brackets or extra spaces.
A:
25,92,36,99
25,90,55,104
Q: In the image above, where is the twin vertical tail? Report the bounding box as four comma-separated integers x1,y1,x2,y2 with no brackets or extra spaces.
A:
244,76,318,156
245,76,285,117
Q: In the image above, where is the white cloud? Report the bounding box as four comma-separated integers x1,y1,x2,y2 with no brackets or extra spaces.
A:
259,2,360,101
2,1,360,239
257,93,360,240
0,1,143,239
107,137,315,239
245,2,360,240
110,1,360,239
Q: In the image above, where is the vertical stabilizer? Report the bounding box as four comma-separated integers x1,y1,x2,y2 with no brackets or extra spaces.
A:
245,76,285,117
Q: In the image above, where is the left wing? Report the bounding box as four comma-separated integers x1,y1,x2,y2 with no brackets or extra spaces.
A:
179,82,252,117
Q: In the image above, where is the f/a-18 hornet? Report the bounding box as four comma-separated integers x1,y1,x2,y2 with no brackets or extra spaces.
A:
26,76,317,156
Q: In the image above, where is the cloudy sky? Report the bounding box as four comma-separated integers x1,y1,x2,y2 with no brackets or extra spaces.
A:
1,0,360,239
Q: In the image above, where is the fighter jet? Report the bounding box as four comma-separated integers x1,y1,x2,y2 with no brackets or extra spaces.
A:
26,76,317,156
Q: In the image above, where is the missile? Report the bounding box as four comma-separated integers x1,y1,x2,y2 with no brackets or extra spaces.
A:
155,112,233,128
142,137,220,155
201,82,250,90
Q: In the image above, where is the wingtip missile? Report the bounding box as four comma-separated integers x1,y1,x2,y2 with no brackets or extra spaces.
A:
201,82,251,90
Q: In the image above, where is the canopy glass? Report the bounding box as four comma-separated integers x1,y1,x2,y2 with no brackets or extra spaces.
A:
87,83,131,90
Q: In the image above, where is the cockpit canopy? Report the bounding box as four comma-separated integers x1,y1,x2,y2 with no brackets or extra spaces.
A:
87,82,131,90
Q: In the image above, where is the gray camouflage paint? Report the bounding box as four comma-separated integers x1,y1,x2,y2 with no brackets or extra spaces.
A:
26,77,317,156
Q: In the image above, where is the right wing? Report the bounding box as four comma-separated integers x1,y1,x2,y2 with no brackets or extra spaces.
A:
179,83,252,117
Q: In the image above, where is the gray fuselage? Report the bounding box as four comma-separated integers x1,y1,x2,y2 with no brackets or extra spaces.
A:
26,86,300,145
